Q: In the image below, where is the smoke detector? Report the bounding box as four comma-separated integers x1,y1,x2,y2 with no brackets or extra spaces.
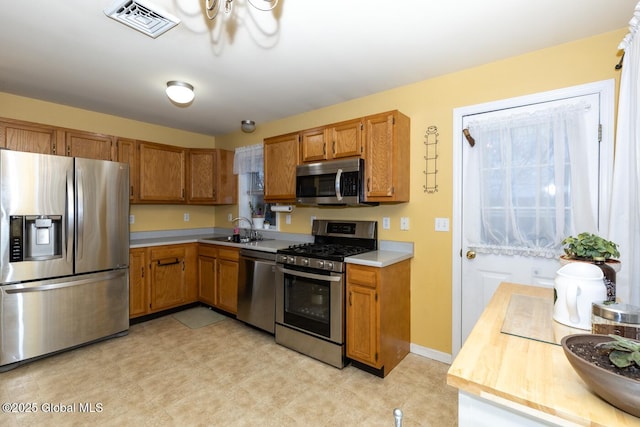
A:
104,0,180,39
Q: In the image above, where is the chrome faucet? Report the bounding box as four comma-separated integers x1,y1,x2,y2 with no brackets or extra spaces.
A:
231,216,258,240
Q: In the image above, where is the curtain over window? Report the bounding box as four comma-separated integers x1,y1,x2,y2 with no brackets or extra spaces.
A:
233,143,263,174
609,2,640,305
465,101,595,258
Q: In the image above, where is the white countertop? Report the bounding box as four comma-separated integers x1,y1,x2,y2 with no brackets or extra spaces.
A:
130,228,413,265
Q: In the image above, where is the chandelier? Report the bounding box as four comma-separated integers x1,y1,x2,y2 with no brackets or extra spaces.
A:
205,0,279,21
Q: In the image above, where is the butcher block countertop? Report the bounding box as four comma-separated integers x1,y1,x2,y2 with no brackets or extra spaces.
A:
447,282,640,426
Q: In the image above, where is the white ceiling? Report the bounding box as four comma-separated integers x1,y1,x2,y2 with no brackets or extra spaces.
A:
0,0,636,136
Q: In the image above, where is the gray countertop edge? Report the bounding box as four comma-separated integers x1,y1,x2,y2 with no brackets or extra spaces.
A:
130,229,413,265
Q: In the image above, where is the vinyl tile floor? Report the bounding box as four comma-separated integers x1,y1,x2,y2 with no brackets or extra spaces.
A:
0,310,458,426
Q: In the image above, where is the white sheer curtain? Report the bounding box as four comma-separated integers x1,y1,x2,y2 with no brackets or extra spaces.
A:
233,143,263,174
466,102,595,258
609,3,640,305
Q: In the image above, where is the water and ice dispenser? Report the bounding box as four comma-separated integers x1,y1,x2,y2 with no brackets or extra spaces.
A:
9,215,63,262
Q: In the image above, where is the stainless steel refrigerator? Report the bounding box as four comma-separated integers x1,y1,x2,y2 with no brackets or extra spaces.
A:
0,150,129,371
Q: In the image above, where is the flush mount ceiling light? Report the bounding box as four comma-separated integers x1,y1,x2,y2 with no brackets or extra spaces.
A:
166,81,194,104
205,0,278,21
241,120,256,133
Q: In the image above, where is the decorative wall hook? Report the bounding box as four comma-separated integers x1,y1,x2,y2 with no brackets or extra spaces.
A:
423,125,439,193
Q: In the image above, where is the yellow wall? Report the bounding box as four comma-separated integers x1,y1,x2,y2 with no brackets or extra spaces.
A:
0,28,626,354
216,29,626,354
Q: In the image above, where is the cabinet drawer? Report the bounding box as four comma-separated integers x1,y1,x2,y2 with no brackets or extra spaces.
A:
198,244,218,258
217,247,239,261
347,264,378,288
149,246,185,262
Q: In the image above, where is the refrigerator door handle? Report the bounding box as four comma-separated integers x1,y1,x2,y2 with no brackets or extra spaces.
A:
76,168,84,261
66,170,75,265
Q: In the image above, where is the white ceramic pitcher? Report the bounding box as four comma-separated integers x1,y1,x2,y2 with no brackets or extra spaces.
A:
553,262,606,330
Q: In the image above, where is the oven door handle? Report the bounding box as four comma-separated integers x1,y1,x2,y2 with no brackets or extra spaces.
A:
334,168,343,201
277,266,342,282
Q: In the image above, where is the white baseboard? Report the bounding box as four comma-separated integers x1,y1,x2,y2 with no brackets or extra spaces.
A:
410,342,452,365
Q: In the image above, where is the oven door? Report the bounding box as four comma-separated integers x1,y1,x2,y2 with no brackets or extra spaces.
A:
275,265,344,343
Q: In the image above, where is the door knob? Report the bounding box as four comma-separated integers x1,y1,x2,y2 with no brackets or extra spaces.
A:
466,250,476,260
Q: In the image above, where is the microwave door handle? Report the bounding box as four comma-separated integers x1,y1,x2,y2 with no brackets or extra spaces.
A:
335,168,343,201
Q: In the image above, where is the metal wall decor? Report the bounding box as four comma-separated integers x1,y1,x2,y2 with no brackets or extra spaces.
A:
423,125,439,193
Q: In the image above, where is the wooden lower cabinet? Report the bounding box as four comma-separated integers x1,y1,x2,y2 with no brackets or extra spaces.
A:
129,247,148,318
198,244,239,314
129,243,197,318
346,260,411,376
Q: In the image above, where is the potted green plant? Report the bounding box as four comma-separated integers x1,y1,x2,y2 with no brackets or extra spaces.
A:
562,232,620,261
249,201,264,229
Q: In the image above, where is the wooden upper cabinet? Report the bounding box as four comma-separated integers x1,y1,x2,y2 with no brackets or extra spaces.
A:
363,110,410,203
300,127,329,162
138,140,186,203
116,138,137,202
187,148,237,205
65,130,114,160
264,132,300,203
301,119,363,163
0,120,63,155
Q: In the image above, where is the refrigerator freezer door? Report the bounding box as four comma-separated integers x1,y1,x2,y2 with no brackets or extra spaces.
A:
0,151,74,283
75,158,129,274
0,269,129,370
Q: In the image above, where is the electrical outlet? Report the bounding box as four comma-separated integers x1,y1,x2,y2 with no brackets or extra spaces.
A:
400,217,410,231
183,213,190,222
435,217,450,232
286,214,292,224
382,217,390,230
129,215,135,224
228,213,233,222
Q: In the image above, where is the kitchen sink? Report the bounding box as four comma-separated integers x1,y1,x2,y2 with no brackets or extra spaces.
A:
202,236,274,244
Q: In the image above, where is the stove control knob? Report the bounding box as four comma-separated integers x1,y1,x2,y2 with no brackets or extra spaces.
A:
326,262,334,271
302,258,309,266
287,256,295,264
318,260,325,268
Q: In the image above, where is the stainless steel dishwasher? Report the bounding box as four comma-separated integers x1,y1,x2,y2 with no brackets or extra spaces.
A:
237,248,277,334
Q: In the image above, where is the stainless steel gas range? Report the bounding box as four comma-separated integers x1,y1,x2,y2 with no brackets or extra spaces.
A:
275,219,377,368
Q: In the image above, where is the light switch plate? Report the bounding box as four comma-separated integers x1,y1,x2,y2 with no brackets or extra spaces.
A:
286,214,291,224
228,213,233,222
129,215,135,224
184,213,190,222
382,217,390,230
400,217,409,230
435,217,449,232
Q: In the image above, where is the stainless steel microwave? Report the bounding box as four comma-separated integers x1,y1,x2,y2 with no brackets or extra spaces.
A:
295,158,378,206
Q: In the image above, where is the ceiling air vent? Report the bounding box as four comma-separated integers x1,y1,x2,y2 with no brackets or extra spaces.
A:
104,0,180,39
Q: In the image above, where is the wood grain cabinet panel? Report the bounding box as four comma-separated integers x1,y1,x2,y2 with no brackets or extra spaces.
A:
187,149,237,205
0,120,62,155
116,138,137,202
149,245,187,311
65,131,114,160
138,141,186,203
264,132,300,202
363,110,410,203
129,248,148,318
301,119,363,163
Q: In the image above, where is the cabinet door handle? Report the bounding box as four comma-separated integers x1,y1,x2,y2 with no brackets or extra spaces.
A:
157,258,179,266
332,141,336,155
349,291,352,306
367,178,371,192
141,266,144,278
322,143,326,156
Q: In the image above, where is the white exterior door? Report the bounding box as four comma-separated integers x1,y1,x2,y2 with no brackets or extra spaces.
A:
452,80,615,356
